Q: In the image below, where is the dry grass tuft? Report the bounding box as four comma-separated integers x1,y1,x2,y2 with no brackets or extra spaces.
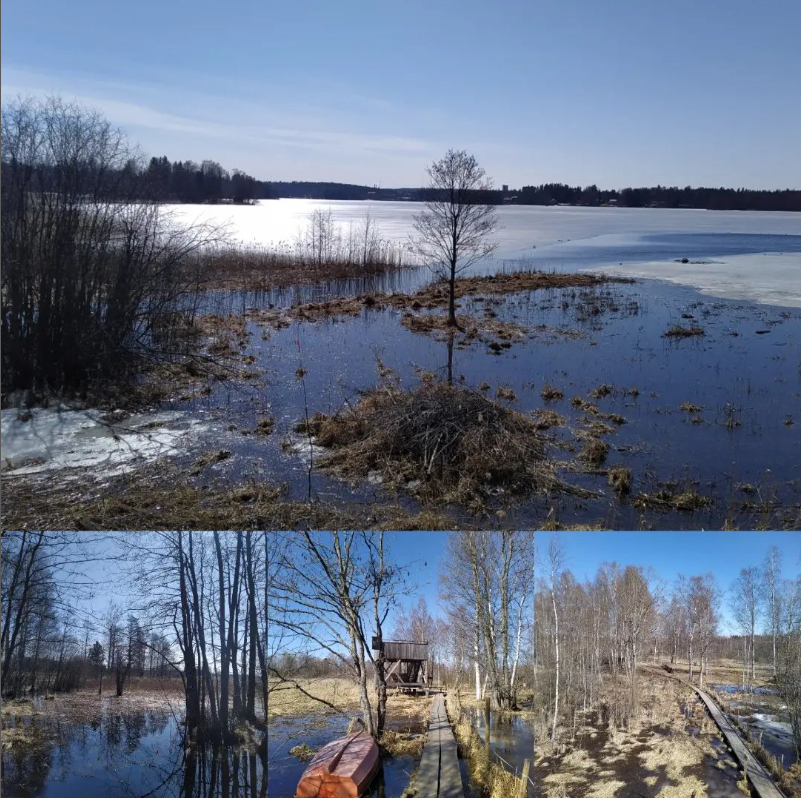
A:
608,467,633,495
289,743,317,761
533,409,567,430
541,384,565,402
190,449,231,475
378,730,425,758
590,384,614,399
496,386,517,402
664,324,706,338
309,381,585,507
400,311,528,348
579,437,610,467
256,417,275,436
633,486,711,512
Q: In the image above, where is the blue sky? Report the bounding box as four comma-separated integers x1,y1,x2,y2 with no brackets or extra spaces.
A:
536,531,801,633
3,0,799,189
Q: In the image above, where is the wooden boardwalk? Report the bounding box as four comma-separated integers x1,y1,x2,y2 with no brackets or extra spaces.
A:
690,684,786,798
415,693,464,798
648,668,786,798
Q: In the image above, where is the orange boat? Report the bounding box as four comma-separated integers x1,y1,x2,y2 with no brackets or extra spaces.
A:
295,731,379,798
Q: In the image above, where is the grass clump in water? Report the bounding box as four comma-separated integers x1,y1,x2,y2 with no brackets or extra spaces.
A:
541,384,564,402
663,324,706,338
308,381,580,507
289,743,317,761
607,466,632,495
578,437,610,467
378,730,424,758
633,485,711,512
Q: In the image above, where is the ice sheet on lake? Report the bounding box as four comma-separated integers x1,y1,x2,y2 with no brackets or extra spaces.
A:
586,252,801,308
1,407,208,480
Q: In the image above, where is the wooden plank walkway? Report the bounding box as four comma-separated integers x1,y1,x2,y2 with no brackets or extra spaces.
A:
648,668,786,798
416,693,465,798
690,684,786,798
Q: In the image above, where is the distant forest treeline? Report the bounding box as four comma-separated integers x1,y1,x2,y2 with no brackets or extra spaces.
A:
142,155,801,211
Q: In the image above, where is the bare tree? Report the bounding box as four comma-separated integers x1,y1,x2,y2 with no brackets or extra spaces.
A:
1,95,223,399
762,546,782,676
546,536,564,742
411,149,499,327
731,567,760,688
268,532,408,739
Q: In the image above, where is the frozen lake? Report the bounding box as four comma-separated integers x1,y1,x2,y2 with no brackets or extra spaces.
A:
170,201,801,307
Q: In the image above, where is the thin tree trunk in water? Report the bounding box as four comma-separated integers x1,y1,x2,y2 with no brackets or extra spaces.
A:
245,531,259,721
186,536,218,732
214,532,230,737
226,533,243,719
178,533,201,737
448,260,457,326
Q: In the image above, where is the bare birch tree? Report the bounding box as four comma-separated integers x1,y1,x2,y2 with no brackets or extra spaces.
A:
411,149,498,327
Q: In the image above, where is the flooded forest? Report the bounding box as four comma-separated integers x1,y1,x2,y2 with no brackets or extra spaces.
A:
267,532,801,798
0,531,267,797
534,535,801,798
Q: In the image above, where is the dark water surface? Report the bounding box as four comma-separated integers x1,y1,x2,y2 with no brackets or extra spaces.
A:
267,715,423,798
174,255,801,529
466,706,535,797
1,704,265,797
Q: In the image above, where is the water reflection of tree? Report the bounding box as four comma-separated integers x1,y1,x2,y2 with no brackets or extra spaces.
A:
2,710,265,798
182,746,266,798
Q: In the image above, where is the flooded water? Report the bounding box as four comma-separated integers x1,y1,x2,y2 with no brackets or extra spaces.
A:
170,201,801,306
165,270,801,529
466,705,535,776
1,705,265,797
709,684,798,770
4,206,799,530
267,715,424,798
465,704,535,796
709,683,778,696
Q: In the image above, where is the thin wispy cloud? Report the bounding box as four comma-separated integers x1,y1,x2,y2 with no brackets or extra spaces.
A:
1,65,439,168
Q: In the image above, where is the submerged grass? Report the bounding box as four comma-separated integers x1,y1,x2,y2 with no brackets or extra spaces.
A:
400,311,529,349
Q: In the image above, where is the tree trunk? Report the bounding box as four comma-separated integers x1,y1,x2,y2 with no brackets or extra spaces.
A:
178,533,201,737
551,583,560,742
245,532,259,721
214,533,230,737
448,259,457,326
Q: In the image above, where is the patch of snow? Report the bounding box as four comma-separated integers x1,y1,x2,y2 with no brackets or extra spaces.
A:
287,434,326,465
750,713,793,736
1,407,208,480
585,251,801,308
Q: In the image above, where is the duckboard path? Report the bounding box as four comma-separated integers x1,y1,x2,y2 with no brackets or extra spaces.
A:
415,692,464,798
647,667,786,798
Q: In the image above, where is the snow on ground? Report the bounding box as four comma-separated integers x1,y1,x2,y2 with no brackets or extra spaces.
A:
586,252,801,308
750,713,794,736
1,406,208,480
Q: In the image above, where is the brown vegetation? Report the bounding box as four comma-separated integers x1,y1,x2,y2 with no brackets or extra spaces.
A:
305,381,585,508
0,471,457,531
400,311,529,349
447,692,525,798
632,485,711,512
664,324,706,338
